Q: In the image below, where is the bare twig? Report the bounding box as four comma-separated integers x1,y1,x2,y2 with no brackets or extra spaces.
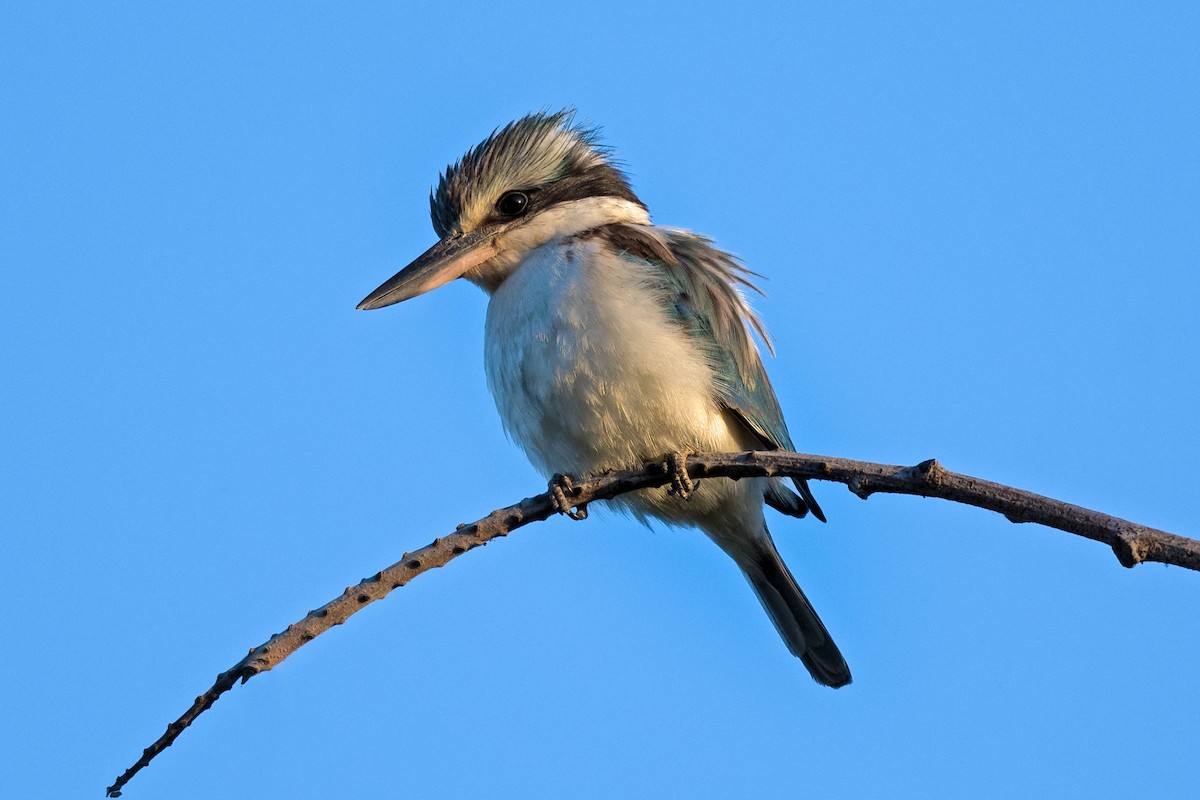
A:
107,450,1198,796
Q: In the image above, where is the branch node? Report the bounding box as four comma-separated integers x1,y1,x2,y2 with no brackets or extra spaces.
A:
847,475,873,499
1112,535,1148,569
917,458,945,482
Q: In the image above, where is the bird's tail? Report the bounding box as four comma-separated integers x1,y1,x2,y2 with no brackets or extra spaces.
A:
735,534,851,688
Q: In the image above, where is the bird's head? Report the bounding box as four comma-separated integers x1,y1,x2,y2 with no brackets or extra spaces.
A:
358,110,649,310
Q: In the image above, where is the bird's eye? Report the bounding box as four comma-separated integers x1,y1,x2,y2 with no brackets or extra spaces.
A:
495,191,529,216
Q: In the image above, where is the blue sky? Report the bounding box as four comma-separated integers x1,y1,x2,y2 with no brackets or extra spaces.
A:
3,2,1198,797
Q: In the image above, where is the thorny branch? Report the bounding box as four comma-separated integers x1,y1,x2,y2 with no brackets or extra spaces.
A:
107,450,1199,796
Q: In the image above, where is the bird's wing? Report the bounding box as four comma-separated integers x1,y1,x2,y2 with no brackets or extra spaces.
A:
586,224,825,521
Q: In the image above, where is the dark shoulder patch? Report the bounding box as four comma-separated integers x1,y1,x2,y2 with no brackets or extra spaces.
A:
581,223,678,266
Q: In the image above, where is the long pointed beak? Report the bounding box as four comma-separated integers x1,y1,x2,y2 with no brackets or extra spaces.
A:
357,229,500,310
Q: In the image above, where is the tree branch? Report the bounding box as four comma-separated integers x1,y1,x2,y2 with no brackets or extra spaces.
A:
107,450,1198,796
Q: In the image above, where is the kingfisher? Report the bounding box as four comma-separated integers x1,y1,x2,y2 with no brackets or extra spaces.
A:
358,111,851,687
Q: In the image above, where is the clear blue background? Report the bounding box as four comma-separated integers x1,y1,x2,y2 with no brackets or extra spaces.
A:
3,2,1198,797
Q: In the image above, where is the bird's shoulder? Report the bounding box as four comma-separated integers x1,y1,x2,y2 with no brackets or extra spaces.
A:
580,222,795,453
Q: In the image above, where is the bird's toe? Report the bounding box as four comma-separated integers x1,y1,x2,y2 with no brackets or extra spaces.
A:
665,451,698,500
549,473,588,521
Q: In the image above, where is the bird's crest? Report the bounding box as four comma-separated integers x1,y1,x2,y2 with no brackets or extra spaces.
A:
430,110,630,238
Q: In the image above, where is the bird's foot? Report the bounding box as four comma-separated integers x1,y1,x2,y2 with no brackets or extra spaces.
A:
549,474,588,521
665,452,698,500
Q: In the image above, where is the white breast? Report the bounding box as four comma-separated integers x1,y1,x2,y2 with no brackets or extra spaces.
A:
484,237,772,533
485,237,737,471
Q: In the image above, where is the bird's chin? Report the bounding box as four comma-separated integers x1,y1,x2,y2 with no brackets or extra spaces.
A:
461,249,526,294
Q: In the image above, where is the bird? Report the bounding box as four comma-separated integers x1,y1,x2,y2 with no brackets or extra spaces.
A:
358,110,850,687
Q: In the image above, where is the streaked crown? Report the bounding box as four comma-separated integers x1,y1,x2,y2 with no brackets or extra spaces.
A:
430,110,643,238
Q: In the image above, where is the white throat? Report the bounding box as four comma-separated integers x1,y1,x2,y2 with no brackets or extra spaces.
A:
465,197,650,293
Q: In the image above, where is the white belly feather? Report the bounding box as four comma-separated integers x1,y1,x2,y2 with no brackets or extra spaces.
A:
484,237,765,535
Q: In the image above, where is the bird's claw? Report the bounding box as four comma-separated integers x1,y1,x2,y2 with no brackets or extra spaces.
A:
666,452,697,500
550,473,588,521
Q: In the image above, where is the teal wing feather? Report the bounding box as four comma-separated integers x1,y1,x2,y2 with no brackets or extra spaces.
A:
592,224,826,522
